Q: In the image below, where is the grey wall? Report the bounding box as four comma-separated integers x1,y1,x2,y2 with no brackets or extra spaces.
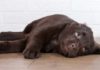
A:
0,0,100,37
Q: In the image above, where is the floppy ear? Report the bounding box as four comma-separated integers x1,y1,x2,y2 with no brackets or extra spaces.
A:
93,41,100,54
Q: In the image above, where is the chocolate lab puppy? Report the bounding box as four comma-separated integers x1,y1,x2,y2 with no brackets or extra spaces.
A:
22,14,100,59
0,14,100,59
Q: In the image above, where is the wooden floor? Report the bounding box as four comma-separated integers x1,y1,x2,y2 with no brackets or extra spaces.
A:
1,53,100,70
0,38,100,70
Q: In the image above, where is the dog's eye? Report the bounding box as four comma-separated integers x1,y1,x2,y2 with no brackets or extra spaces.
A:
75,32,81,39
82,32,86,36
75,32,86,39
75,32,79,36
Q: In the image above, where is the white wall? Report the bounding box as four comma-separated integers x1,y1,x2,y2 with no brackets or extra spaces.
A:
0,0,100,37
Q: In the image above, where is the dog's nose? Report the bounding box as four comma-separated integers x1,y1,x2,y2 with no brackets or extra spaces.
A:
67,43,79,58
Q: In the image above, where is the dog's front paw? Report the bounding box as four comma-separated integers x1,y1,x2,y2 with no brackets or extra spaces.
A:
23,48,40,59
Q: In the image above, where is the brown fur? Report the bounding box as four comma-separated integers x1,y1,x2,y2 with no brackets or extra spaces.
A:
22,14,99,59
0,39,26,53
0,32,25,41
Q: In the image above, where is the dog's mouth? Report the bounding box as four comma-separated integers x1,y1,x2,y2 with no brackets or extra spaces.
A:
67,47,87,58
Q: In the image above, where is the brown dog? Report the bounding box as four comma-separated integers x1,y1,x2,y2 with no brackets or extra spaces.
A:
22,14,100,59
0,14,100,59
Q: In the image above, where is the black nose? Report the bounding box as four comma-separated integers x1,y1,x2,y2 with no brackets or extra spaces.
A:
67,43,78,58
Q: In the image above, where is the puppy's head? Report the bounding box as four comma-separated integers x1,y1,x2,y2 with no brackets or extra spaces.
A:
59,22,95,57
